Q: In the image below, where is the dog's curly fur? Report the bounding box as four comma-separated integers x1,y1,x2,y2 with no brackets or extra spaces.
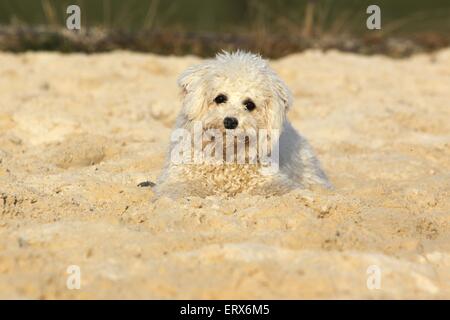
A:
154,51,331,198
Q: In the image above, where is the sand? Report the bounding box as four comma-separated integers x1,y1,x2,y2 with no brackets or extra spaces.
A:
0,49,449,299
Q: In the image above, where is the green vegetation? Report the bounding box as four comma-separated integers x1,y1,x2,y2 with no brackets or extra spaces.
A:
1,0,449,35
0,0,448,56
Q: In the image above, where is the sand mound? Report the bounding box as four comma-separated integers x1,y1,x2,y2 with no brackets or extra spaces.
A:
0,49,449,299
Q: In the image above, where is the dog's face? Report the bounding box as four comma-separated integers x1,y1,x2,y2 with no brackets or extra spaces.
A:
177,51,292,136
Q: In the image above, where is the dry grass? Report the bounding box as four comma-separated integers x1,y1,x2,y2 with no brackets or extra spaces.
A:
0,0,448,57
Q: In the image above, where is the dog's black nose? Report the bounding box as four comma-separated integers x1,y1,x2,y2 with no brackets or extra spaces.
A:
223,117,238,129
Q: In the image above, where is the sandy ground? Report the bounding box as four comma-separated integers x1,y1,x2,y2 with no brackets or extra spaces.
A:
0,49,449,299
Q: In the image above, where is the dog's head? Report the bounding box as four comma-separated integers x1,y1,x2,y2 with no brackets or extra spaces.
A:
177,51,292,136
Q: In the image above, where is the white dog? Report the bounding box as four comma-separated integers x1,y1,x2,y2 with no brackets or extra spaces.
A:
154,51,331,198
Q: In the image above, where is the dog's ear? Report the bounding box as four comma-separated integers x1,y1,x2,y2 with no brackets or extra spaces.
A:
267,75,293,134
177,62,211,121
178,62,211,96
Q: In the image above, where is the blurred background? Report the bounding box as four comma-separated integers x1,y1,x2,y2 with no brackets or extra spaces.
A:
0,0,449,57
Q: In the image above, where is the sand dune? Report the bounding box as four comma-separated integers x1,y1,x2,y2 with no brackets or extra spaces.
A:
0,49,449,299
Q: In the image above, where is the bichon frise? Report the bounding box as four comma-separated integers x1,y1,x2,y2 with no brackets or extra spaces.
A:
154,51,331,198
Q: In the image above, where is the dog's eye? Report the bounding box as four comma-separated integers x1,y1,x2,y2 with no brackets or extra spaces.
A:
214,94,227,104
243,99,256,111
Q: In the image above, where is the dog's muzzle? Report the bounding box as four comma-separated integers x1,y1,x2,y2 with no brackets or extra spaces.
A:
223,117,238,129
